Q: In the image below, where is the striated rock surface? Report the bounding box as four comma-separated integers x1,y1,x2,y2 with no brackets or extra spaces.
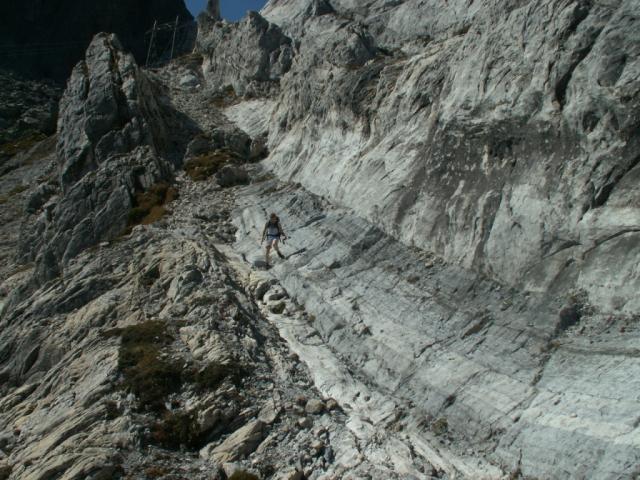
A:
232,173,640,479
256,0,640,315
1,1,639,479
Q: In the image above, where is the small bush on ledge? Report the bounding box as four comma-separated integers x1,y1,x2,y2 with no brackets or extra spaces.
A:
184,149,236,182
229,471,260,480
128,182,178,227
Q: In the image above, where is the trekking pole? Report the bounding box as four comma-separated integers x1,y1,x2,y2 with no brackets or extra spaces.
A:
146,20,157,67
170,16,179,60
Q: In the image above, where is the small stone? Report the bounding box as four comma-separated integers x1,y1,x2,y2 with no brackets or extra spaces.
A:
313,426,327,437
298,417,313,429
305,399,325,415
311,440,324,455
285,470,305,480
265,290,288,302
222,462,241,478
179,74,200,88
198,407,221,431
325,398,339,411
254,281,272,301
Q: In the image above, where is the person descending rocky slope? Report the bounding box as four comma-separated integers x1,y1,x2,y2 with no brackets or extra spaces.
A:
258,0,640,316
0,0,639,479
0,32,388,480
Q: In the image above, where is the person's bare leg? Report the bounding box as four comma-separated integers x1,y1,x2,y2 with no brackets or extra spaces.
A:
273,240,285,259
265,243,272,266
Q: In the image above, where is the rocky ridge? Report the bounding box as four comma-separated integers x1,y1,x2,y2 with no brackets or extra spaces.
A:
0,0,639,479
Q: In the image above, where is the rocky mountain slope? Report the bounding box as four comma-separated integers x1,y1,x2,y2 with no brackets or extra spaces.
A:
0,0,639,479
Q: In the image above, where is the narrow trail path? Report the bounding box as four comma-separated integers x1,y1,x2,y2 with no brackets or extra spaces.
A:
154,60,509,479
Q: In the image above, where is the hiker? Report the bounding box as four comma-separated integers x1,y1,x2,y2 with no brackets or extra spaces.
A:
261,213,287,267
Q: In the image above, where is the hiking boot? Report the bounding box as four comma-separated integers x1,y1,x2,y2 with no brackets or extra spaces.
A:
277,252,286,260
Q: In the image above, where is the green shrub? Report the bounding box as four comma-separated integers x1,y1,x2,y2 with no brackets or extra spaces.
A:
104,400,121,420
0,132,46,157
431,417,448,436
229,471,260,480
192,362,245,392
184,150,234,181
0,465,12,480
119,320,173,346
0,183,29,204
151,410,201,450
110,321,182,412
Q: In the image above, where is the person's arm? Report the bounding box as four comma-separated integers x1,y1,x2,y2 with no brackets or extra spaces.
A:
279,222,286,239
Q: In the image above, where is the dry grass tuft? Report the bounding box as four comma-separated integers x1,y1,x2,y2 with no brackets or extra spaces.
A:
0,132,47,158
128,182,178,227
184,150,235,181
106,321,182,412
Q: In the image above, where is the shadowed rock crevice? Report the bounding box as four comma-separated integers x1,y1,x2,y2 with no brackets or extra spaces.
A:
0,0,194,81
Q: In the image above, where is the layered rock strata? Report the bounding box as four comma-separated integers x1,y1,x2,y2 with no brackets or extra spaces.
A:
255,0,640,316
196,9,294,97
232,174,640,479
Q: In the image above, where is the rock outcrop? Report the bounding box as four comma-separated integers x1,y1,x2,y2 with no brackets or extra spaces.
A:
0,0,194,80
196,10,294,97
18,34,182,285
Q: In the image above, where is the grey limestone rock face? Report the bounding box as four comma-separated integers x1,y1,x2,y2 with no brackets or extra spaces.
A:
196,11,294,97
19,34,177,286
56,33,177,191
232,177,640,480
0,71,61,162
257,0,640,315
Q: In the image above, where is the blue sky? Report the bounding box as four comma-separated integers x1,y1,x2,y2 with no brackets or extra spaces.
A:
185,0,269,21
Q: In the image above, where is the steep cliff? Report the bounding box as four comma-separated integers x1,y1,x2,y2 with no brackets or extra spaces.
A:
206,0,640,477
257,0,640,315
0,0,194,80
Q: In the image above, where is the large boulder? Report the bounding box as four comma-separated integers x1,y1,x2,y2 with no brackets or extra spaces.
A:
200,420,265,463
